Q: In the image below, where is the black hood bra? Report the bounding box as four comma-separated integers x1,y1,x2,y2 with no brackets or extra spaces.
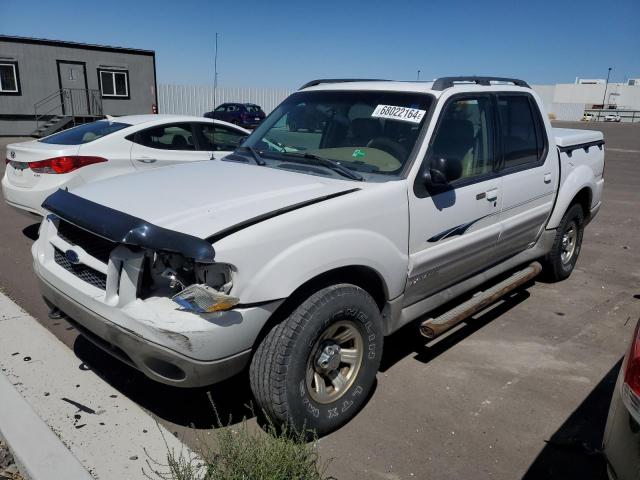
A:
42,188,361,262
42,189,216,263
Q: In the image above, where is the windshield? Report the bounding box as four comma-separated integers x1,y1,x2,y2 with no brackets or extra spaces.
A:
40,121,131,145
240,90,433,180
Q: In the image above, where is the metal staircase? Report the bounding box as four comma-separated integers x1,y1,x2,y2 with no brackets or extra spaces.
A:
32,88,104,137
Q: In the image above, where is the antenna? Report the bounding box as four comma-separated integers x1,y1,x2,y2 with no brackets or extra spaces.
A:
213,32,219,111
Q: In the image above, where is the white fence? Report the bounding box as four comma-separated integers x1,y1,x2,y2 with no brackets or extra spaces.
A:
158,84,294,116
159,83,628,122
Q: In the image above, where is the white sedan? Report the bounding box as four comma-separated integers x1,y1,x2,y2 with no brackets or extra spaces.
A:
2,114,250,216
603,113,621,122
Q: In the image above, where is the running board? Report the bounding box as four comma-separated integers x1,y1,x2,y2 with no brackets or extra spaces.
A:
420,262,542,339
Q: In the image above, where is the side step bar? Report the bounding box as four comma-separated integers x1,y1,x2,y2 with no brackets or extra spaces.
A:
420,262,542,339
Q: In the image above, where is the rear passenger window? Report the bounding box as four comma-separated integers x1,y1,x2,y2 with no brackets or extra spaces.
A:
429,96,495,181
497,95,544,168
133,123,195,150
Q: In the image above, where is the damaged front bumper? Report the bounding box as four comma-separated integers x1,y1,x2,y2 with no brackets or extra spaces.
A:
32,211,282,387
34,262,281,387
37,272,254,386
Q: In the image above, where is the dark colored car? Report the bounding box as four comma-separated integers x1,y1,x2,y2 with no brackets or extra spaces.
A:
286,104,326,132
204,103,266,129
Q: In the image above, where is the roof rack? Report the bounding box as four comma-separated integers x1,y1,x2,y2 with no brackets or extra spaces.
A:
431,76,530,91
298,78,389,90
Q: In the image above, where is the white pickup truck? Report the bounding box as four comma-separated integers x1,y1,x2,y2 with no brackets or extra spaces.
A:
32,77,604,435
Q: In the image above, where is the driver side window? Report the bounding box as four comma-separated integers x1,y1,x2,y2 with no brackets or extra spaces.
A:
430,96,495,182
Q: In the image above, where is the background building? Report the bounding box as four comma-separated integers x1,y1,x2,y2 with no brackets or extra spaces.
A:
533,82,640,121
0,35,157,136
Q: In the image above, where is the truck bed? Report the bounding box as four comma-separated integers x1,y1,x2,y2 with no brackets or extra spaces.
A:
553,127,604,148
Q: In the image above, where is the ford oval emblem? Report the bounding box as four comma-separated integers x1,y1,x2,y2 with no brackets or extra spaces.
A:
10,151,15,159
65,250,80,264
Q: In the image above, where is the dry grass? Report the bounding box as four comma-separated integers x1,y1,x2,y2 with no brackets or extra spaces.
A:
145,400,335,480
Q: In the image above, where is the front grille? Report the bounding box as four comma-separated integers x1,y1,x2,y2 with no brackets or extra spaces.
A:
57,221,117,264
54,247,107,290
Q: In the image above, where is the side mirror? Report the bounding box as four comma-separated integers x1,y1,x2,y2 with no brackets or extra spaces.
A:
237,135,249,146
422,156,462,188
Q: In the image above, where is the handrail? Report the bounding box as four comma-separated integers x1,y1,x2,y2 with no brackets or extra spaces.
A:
34,89,65,110
34,88,103,132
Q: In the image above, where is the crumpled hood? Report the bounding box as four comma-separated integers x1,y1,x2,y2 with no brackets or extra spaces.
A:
67,160,357,240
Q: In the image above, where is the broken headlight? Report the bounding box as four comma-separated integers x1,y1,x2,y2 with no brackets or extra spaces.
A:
140,252,239,312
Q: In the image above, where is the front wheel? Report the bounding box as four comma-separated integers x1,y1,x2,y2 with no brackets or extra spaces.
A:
542,203,585,281
249,284,383,436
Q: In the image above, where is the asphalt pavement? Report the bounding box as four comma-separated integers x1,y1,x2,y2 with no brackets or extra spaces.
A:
0,121,638,479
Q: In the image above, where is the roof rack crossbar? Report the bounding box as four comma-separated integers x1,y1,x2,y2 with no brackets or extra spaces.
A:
431,76,530,91
298,78,389,90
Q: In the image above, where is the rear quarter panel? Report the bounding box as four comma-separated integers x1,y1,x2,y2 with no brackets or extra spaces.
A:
75,133,136,185
546,133,605,229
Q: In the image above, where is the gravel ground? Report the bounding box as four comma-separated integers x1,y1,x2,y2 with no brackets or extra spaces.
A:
0,441,23,480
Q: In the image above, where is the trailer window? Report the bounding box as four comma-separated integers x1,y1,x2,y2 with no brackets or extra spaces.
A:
99,69,129,98
0,62,20,94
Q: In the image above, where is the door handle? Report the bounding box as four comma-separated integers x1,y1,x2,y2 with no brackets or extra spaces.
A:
136,157,157,163
544,172,552,183
485,188,498,201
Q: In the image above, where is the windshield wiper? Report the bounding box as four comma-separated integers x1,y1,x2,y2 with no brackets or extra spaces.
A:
236,146,266,166
279,152,363,181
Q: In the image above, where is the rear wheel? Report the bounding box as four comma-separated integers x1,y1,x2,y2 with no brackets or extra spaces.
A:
249,284,383,436
542,203,585,281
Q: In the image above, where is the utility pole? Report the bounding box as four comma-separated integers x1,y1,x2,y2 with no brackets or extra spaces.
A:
417,70,421,81
213,32,219,110
601,67,612,109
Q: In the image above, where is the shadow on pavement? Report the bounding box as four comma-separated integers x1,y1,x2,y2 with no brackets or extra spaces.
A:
73,335,255,429
381,287,532,372
521,359,621,480
70,276,536,431
22,222,40,241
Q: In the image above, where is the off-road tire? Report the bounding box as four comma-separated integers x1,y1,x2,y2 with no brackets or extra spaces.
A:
542,203,585,281
249,284,383,436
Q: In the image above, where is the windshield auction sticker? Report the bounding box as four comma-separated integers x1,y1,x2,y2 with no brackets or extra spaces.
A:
371,105,426,124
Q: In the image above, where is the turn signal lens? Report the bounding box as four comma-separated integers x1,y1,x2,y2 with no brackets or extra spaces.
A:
172,284,239,313
622,318,640,424
29,156,107,174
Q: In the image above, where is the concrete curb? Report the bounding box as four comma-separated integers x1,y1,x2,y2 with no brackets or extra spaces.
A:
0,373,93,480
0,291,191,479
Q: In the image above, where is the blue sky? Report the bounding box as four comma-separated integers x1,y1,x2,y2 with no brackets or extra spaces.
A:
1,0,638,88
